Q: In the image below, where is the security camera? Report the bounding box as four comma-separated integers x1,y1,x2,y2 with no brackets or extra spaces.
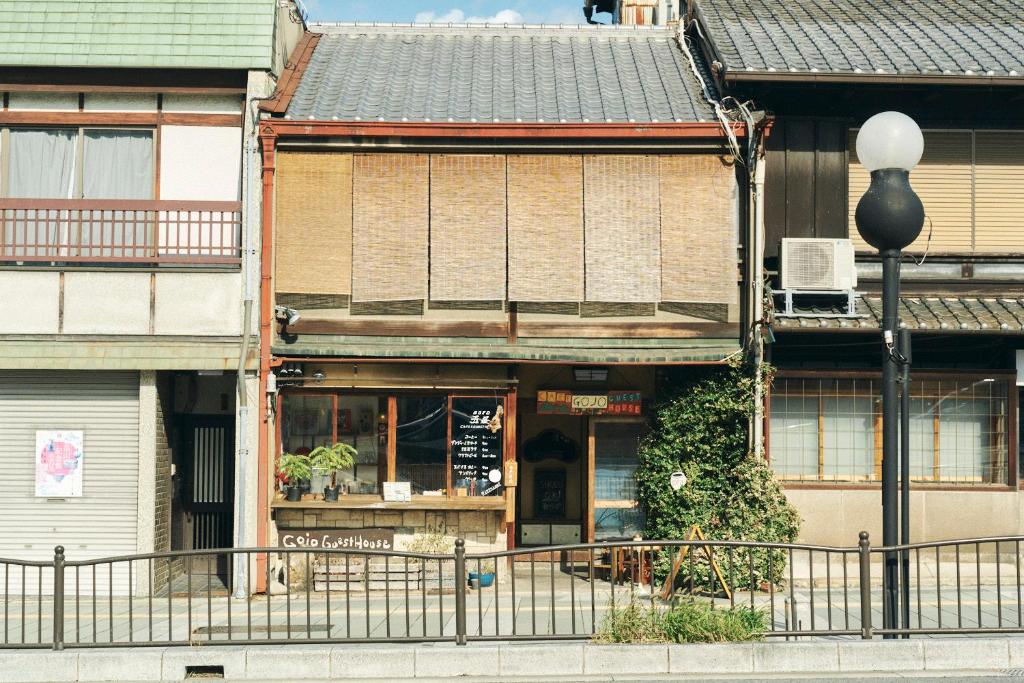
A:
274,305,301,326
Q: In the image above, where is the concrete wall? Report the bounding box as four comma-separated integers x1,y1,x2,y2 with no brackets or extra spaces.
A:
275,508,506,555
785,487,1024,546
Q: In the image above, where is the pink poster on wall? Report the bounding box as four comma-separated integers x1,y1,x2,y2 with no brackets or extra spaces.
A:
35,430,84,498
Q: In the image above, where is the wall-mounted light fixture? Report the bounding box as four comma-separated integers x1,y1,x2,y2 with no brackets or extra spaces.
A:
573,366,609,382
274,305,301,326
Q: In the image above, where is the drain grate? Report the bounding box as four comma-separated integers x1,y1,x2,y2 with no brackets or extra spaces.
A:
185,665,224,679
1002,670,1024,677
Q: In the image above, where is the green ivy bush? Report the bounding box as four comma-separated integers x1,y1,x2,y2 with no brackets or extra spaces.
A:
636,361,799,591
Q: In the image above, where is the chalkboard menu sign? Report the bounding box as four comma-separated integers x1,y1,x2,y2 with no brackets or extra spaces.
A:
450,397,504,497
534,469,566,519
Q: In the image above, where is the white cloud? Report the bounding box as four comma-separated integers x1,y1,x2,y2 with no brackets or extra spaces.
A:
414,8,525,23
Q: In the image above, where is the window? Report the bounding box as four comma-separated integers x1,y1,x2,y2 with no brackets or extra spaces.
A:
770,377,1009,484
3,127,155,258
279,391,506,498
4,127,154,199
395,395,448,494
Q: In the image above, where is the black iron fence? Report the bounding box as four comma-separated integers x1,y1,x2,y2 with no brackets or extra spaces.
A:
3,533,1024,650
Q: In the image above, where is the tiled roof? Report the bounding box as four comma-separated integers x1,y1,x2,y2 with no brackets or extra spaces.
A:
774,294,1024,333
0,1,277,69
693,0,1024,81
284,23,717,123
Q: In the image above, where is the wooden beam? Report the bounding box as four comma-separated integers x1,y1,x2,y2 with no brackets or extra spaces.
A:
289,319,510,338
0,111,241,126
287,318,737,339
518,322,739,339
266,120,745,140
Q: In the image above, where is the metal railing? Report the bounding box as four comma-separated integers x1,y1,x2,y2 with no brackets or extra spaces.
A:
0,199,242,265
3,532,1024,650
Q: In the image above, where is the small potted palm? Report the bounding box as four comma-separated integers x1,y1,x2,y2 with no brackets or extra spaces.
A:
278,452,312,502
309,442,357,501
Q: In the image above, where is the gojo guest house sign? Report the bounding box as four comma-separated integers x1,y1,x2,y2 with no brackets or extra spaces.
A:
278,528,394,550
450,397,504,497
537,391,642,416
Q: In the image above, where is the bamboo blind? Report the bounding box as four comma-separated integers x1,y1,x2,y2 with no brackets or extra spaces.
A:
659,155,738,305
351,153,429,302
429,155,507,301
583,155,661,303
275,152,352,295
849,131,973,253
974,131,1024,253
507,155,585,302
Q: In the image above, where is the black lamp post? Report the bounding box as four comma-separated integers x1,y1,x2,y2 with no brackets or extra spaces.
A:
853,111,925,636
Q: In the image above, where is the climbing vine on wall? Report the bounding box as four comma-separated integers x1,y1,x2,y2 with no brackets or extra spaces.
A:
637,361,800,589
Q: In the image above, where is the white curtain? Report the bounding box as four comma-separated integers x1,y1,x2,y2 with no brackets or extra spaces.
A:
82,130,154,257
7,129,76,256
908,397,937,479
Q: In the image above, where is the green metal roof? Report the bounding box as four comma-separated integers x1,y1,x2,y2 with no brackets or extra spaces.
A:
0,1,277,69
273,336,740,364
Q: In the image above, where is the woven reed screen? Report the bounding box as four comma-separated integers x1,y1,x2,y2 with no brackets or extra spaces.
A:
275,152,352,295
352,153,429,302
660,155,738,304
507,155,584,302
429,155,507,301
583,155,661,303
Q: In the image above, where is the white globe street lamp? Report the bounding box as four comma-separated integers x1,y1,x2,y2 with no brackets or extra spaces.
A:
853,111,925,637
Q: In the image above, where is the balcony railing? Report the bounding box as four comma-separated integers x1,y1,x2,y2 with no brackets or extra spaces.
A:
0,199,243,266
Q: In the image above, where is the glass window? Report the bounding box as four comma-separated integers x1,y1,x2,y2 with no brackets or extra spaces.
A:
593,422,645,540
767,393,818,478
396,395,449,495
336,396,386,494
281,395,333,456
770,377,1008,484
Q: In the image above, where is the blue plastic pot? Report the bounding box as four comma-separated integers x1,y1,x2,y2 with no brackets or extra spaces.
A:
468,571,495,588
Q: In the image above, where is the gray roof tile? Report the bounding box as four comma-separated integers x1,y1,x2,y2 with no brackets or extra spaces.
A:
695,0,1024,80
285,23,717,123
774,294,1024,333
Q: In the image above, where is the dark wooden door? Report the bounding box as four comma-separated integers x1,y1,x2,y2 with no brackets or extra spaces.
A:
181,416,235,553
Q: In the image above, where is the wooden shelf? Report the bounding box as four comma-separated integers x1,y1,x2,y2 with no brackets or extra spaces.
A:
271,494,506,512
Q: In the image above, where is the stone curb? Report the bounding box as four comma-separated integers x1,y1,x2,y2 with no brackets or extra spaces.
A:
0,638,1015,682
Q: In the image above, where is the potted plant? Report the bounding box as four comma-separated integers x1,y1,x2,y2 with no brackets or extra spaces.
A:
278,452,312,502
468,559,496,589
309,442,357,502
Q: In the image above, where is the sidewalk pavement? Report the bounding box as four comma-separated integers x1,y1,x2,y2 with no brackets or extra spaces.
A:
1,638,1022,682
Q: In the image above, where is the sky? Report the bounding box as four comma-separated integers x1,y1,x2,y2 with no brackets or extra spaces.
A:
298,0,588,24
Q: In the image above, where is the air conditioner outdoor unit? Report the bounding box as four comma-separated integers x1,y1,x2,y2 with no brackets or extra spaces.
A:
780,238,858,291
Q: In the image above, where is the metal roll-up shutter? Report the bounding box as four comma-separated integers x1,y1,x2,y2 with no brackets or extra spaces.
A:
0,371,139,594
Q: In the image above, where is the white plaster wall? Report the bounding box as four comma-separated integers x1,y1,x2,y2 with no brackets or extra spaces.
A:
0,272,59,333
62,272,150,334
159,126,242,201
153,272,241,336
7,93,77,111
83,93,158,112
161,94,243,115
784,487,1023,547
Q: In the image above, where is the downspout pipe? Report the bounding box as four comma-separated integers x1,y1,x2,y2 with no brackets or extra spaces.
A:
749,127,768,458
233,93,265,599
